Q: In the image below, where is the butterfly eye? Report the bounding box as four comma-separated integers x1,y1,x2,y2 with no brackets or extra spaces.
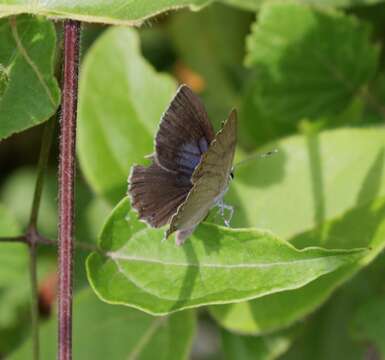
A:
230,171,234,179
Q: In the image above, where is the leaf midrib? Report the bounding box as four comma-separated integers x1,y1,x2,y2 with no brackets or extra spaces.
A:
106,250,360,269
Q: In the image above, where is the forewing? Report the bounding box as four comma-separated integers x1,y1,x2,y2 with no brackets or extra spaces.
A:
192,109,237,183
128,162,191,228
167,110,238,239
155,85,215,175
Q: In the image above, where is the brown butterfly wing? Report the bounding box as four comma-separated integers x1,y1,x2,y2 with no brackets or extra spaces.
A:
128,85,215,228
166,109,237,241
154,85,215,176
129,162,191,227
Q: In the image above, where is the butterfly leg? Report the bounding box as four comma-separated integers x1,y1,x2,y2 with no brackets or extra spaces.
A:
217,200,234,227
222,203,234,227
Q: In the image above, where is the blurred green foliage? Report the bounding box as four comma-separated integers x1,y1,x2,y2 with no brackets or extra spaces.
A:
1,1,385,359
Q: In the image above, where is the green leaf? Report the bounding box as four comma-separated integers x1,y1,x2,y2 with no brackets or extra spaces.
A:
168,3,252,126
0,168,57,238
220,0,263,11
210,127,385,334
352,296,385,356
77,27,176,204
237,75,294,149
0,166,106,244
238,75,367,149
10,289,196,359
0,204,28,353
2,0,383,23
245,2,378,129
221,326,300,360
0,0,211,26
0,203,56,355
281,254,385,360
229,128,385,238
221,0,385,10
0,204,26,322
0,15,60,140
0,203,21,237
0,167,107,293
210,198,385,334
87,197,365,315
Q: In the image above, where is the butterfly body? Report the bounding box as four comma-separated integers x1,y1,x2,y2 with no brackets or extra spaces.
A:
128,85,237,245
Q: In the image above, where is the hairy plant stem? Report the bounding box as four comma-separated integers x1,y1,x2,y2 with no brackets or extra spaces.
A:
58,20,80,360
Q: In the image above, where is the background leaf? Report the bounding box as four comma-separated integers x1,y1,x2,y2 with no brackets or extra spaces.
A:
0,205,33,354
221,326,300,360
87,197,365,315
243,2,379,145
78,27,176,204
0,204,29,354
10,289,196,359
221,0,385,10
229,128,385,238
0,16,60,140
0,168,57,238
210,127,385,334
351,288,385,357
168,3,252,126
281,253,385,360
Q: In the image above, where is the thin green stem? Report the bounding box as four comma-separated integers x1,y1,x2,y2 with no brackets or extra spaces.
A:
27,118,56,360
29,242,39,360
0,235,26,243
0,234,100,254
29,118,55,229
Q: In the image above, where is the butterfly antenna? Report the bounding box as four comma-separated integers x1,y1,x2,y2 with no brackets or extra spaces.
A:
233,149,278,170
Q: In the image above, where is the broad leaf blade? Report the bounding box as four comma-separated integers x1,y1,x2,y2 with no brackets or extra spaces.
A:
87,198,365,315
77,27,176,204
245,2,378,130
229,128,385,238
210,128,385,334
0,16,60,140
0,0,212,25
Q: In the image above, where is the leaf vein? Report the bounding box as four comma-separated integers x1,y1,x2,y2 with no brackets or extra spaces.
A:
9,17,56,107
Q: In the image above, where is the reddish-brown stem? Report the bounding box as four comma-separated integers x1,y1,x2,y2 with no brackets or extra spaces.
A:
58,20,80,360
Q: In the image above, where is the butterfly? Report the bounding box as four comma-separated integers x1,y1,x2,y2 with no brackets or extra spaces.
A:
128,85,237,245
